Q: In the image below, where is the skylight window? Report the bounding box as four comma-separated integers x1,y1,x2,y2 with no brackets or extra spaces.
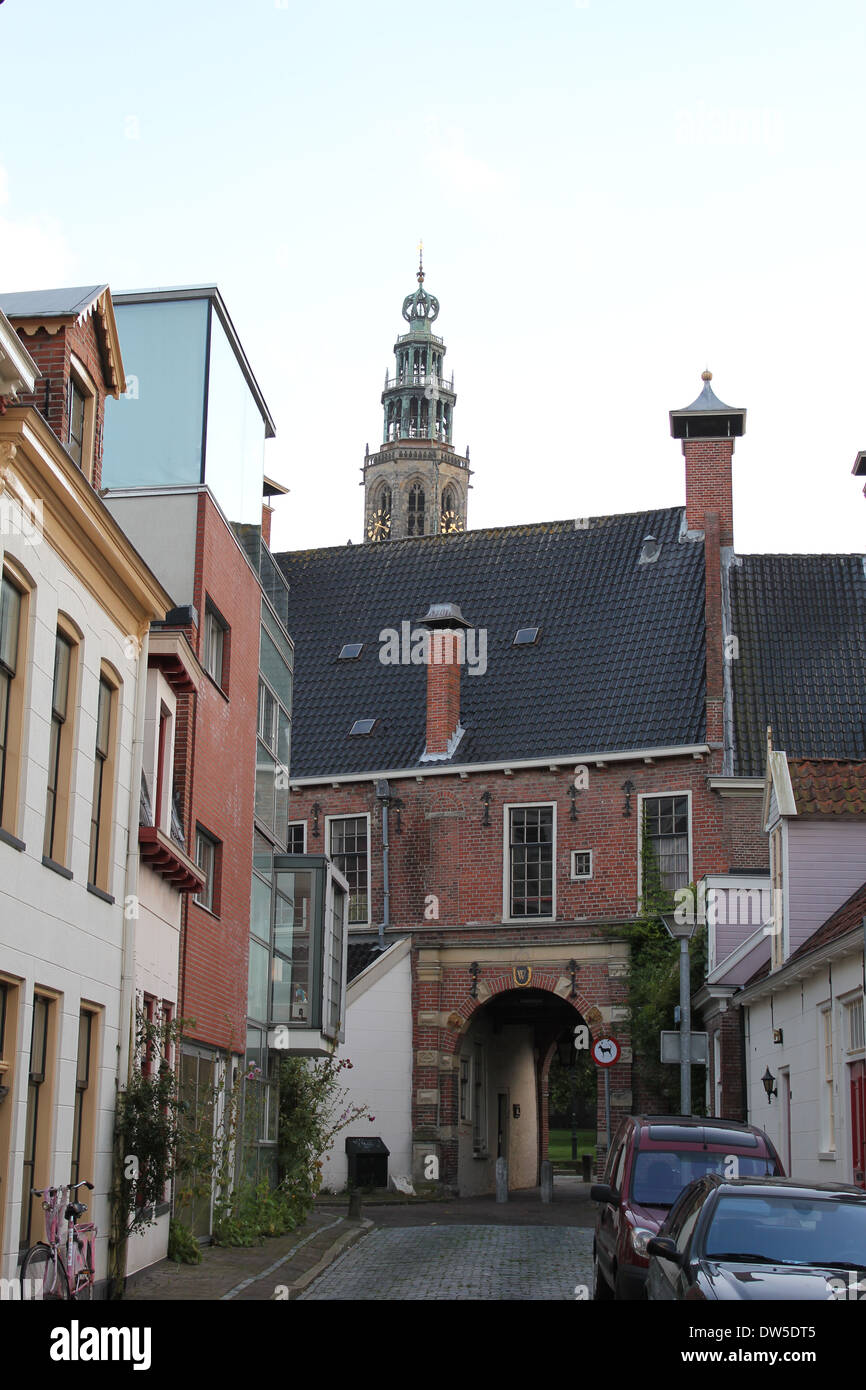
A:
513,627,539,646
338,643,364,660
349,718,377,736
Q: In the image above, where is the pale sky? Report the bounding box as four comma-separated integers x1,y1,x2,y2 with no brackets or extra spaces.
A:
1,0,864,556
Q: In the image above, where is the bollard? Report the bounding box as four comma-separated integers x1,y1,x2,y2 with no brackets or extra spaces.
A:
347,1189,363,1222
495,1156,508,1203
581,1153,592,1182
540,1159,553,1203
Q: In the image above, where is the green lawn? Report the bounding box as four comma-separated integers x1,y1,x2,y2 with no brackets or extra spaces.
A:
547,1128,596,1162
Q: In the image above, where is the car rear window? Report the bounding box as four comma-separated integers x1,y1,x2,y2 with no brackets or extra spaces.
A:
647,1125,759,1148
632,1151,778,1206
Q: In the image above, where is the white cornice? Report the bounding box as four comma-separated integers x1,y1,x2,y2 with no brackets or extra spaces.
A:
289,742,712,788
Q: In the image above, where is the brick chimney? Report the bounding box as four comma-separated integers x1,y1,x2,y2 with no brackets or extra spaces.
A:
671,374,747,759
670,371,746,548
419,603,469,759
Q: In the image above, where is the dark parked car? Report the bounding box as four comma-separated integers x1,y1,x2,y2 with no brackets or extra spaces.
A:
591,1115,783,1300
646,1174,866,1300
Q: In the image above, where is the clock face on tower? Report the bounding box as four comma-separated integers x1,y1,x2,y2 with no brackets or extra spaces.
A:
367,508,391,541
440,509,463,535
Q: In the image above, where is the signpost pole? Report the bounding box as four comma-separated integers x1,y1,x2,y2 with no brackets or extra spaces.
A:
604,1067,611,1151
680,937,691,1115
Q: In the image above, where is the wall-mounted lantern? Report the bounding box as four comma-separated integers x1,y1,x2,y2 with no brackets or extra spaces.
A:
311,802,321,838
567,959,579,1000
480,791,491,827
761,1066,777,1103
469,961,480,998
622,780,635,818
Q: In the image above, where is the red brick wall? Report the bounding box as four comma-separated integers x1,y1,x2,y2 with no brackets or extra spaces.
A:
684,438,734,547
13,318,112,488
291,755,730,929
179,493,259,1053
706,1007,746,1123
721,794,769,872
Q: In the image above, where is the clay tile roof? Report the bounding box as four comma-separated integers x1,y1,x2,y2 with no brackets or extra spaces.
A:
787,759,866,815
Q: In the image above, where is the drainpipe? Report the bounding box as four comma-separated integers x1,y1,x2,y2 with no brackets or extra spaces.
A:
119,627,150,1085
376,780,390,951
110,624,149,1296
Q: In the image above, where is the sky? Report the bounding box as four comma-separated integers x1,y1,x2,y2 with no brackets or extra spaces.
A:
1,0,864,556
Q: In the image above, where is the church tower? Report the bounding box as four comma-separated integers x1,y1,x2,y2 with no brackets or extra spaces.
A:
364,253,471,541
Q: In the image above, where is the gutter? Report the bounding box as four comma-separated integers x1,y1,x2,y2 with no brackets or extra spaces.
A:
290,742,712,789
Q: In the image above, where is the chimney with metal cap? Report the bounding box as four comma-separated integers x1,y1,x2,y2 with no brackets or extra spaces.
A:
670,371,746,547
419,602,470,759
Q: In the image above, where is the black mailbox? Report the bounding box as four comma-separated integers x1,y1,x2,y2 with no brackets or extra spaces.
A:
345,1135,390,1189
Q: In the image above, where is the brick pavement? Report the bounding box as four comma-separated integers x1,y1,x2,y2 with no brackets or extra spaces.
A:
299,1225,595,1300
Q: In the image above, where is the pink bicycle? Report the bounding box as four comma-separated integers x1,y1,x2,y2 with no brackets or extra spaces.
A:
20,1181,96,1300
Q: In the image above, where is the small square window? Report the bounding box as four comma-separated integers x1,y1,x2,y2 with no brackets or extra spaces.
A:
349,718,377,736
338,643,363,660
513,627,539,646
571,850,592,880
287,821,306,853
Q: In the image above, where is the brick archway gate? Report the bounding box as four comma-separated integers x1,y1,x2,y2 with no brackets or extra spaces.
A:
411,943,633,1193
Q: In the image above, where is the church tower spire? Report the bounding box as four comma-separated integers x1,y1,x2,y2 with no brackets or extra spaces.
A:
364,252,471,541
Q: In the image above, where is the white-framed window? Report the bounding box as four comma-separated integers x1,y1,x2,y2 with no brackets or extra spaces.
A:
637,791,692,902
66,357,97,479
287,821,306,854
203,601,228,690
195,826,219,914
845,996,865,1054
326,813,371,925
570,849,592,881
503,802,556,920
819,1004,835,1152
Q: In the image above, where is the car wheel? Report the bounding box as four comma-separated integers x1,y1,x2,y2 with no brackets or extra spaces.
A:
592,1254,614,1300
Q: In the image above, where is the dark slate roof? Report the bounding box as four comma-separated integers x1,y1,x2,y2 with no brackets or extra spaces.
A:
347,942,385,983
729,555,866,777
276,508,707,779
0,285,107,319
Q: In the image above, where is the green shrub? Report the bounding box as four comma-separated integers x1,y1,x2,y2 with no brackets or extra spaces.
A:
167,1218,201,1265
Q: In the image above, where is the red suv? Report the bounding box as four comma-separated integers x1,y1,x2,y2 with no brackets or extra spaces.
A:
591,1115,784,1300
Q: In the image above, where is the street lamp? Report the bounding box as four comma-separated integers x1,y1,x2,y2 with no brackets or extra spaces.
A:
761,1067,778,1104
659,911,699,1116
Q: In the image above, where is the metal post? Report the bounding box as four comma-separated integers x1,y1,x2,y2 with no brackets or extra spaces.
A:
604,1068,611,1151
570,1061,578,1160
680,936,691,1115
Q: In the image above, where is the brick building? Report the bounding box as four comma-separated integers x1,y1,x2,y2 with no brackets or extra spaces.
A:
273,270,767,1193
275,267,866,1193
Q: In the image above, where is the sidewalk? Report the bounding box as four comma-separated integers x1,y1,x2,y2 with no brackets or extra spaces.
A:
123,1209,372,1301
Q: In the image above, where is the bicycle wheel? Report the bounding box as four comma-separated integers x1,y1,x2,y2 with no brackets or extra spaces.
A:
20,1243,68,1300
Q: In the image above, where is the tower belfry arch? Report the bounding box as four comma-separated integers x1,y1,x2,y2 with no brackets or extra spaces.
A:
363,251,472,541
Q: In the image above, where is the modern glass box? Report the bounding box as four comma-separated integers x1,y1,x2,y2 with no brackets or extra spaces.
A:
262,854,350,1056
102,287,275,526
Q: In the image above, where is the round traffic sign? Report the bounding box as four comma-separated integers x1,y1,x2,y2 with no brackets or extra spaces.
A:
591,1036,620,1067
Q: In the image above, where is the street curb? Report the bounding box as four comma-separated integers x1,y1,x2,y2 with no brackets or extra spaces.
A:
283,1218,374,1299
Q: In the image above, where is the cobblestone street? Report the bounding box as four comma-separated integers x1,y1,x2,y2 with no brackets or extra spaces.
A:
299,1225,594,1300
